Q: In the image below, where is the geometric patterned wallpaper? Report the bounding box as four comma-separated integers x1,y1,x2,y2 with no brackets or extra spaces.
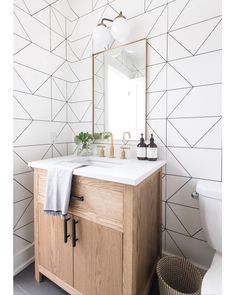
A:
93,53,105,133
13,0,84,272
14,0,222,271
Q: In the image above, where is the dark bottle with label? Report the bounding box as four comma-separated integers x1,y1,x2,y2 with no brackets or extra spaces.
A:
147,134,158,161
137,133,147,160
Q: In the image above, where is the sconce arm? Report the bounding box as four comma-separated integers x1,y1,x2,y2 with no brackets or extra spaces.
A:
98,11,125,27
99,18,114,27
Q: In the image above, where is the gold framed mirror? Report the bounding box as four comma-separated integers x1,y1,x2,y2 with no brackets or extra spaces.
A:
92,38,147,140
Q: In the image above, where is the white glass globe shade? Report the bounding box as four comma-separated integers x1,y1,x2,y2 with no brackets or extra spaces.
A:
110,17,130,42
93,25,111,47
110,48,122,58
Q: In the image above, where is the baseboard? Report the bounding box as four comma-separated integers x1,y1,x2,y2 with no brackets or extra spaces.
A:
14,243,35,276
162,250,208,272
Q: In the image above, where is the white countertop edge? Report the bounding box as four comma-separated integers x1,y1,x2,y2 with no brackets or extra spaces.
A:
72,164,165,185
28,155,166,186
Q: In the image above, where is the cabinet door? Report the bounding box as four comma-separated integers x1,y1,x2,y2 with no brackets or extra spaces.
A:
73,217,123,295
38,203,73,286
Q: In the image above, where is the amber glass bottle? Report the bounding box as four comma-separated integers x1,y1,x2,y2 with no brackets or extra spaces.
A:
137,133,147,160
147,134,158,161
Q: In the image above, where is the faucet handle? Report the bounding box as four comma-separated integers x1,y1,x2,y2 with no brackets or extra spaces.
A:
122,132,131,145
97,145,106,157
120,145,130,160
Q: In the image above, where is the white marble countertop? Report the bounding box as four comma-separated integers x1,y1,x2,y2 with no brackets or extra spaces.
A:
28,155,166,186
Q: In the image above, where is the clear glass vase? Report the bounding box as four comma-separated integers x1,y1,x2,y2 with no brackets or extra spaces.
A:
77,142,91,157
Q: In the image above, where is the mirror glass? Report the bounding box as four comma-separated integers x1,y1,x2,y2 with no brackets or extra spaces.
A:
93,39,146,140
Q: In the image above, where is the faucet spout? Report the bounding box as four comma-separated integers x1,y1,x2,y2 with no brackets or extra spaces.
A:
109,132,115,158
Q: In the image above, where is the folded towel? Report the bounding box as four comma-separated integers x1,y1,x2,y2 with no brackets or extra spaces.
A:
44,161,80,216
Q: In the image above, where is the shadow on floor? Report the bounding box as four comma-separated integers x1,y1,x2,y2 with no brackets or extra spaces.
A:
149,277,160,295
14,263,159,295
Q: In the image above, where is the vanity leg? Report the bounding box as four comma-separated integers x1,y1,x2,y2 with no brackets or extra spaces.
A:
157,170,162,257
34,170,42,282
35,269,43,282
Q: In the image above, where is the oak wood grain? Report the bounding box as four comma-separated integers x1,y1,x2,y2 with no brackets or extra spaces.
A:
37,169,124,231
123,185,136,295
123,171,162,295
34,167,162,295
34,170,42,282
39,265,82,295
73,175,124,192
135,172,161,295
73,217,123,295
38,203,73,286
70,182,123,231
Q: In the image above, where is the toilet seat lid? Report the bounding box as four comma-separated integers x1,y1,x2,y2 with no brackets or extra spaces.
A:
201,253,222,295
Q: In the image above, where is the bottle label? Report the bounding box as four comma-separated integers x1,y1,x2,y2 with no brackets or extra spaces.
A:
147,147,158,159
137,147,146,158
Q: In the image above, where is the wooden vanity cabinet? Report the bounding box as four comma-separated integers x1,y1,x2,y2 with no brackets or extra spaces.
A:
33,168,162,295
37,203,73,286
73,217,123,295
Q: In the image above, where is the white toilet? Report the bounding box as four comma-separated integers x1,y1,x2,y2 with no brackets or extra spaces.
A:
195,180,222,295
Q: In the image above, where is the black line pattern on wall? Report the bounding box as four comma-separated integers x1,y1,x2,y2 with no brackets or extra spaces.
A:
13,0,83,255
14,0,222,268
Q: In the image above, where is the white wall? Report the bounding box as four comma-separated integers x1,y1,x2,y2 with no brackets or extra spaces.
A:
14,0,222,272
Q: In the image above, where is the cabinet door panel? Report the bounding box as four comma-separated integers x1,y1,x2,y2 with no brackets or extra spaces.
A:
73,217,123,295
38,203,73,286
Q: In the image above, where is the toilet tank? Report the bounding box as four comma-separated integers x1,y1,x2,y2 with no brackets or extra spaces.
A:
196,181,222,253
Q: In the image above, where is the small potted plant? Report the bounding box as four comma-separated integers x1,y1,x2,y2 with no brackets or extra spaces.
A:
74,132,93,156
74,132,111,156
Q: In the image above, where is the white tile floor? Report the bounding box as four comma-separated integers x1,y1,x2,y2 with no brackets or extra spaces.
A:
14,263,159,295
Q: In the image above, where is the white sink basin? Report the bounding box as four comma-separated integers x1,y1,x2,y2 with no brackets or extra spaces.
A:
68,158,122,169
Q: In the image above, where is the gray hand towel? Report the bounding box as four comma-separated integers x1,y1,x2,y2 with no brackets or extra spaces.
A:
44,161,80,216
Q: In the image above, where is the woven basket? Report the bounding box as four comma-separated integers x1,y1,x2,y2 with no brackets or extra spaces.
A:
156,256,202,295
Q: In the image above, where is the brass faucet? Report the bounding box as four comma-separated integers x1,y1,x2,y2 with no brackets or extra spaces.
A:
120,146,130,159
97,132,105,157
120,132,131,159
97,132,115,158
109,132,115,158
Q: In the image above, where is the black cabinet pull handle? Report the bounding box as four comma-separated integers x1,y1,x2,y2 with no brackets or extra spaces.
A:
72,219,79,247
71,195,84,201
64,217,70,243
